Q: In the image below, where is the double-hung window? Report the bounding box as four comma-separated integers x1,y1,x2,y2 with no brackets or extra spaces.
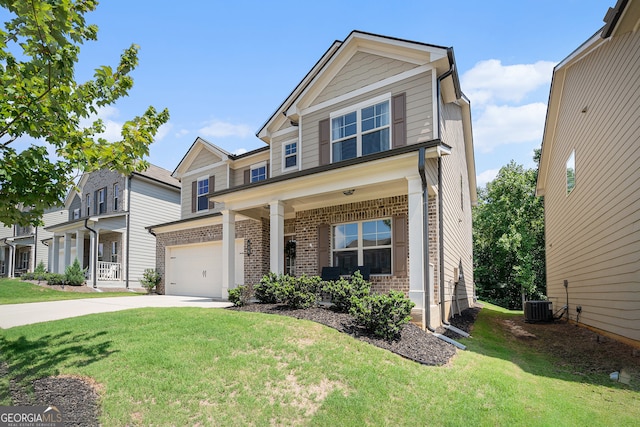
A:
566,150,576,195
111,241,118,263
86,194,91,216
331,97,390,163
283,141,297,170
197,177,209,211
97,188,106,214
113,183,119,210
333,219,392,275
251,163,267,183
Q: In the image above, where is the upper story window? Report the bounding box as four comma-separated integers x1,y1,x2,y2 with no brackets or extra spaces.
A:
86,194,91,216
283,141,298,170
333,219,392,275
113,183,119,211
331,98,390,163
97,188,107,214
73,208,80,219
251,163,267,183
566,150,576,195
197,177,209,211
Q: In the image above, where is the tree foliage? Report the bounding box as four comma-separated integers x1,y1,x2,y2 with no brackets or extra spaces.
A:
473,160,545,309
0,0,169,226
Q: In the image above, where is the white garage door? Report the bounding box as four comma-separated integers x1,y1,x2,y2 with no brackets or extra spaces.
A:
166,239,244,298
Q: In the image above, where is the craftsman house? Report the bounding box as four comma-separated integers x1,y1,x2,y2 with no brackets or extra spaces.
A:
149,31,476,327
45,164,180,288
536,0,640,346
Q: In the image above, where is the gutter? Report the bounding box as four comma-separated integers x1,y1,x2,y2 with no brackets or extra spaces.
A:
84,219,98,288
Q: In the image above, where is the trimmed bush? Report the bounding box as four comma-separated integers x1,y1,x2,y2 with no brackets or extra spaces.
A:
228,284,252,307
323,271,371,313
140,269,161,294
277,274,321,309
45,273,66,286
20,272,35,281
64,259,86,286
254,272,281,304
34,261,47,281
350,290,415,340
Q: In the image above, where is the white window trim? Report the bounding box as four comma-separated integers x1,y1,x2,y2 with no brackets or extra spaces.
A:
281,139,299,173
97,188,106,214
566,150,576,196
113,183,119,211
329,94,392,163
332,218,393,276
250,161,268,183
196,175,210,212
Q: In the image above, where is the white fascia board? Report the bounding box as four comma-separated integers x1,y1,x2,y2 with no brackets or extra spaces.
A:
271,126,298,139
556,31,604,71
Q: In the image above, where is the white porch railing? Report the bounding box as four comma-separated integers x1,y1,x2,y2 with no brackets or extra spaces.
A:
97,261,121,281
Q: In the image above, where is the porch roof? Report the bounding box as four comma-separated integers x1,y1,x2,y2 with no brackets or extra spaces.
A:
44,212,128,233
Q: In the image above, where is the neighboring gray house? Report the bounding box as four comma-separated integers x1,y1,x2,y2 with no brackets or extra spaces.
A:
0,207,68,277
149,31,477,330
46,164,180,287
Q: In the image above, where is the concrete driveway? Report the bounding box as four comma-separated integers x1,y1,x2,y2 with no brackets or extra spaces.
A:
0,296,232,329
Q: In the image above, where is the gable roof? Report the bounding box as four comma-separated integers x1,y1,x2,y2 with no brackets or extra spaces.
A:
536,0,638,196
134,163,180,188
257,30,454,143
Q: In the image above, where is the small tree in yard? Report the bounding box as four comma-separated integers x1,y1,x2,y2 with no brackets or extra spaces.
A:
140,269,161,294
64,258,86,286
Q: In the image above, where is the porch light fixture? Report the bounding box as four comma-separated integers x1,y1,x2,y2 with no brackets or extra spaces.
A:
343,189,355,196
246,239,252,256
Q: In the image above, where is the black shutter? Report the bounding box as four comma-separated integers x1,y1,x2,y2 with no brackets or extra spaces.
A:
392,92,407,148
319,118,330,165
244,169,250,185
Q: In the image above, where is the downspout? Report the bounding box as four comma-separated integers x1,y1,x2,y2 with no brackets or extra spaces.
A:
419,148,466,349
84,218,98,288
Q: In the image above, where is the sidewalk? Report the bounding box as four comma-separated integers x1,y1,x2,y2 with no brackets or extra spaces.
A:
0,296,232,329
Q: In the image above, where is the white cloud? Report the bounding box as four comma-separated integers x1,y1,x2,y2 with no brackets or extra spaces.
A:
154,123,172,141
462,60,555,105
476,168,500,188
175,129,190,138
232,148,248,156
199,119,253,139
473,103,547,153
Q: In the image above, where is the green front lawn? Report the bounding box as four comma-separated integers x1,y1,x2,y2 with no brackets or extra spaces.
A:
0,278,141,304
0,303,637,426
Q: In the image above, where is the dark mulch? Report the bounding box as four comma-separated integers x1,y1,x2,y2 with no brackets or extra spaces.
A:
230,303,482,366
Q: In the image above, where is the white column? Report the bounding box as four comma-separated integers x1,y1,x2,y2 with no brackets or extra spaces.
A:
63,232,72,268
8,245,15,278
222,209,236,299
29,244,35,272
89,231,96,283
270,201,285,275
51,236,60,274
76,230,85,269
407,177,425,310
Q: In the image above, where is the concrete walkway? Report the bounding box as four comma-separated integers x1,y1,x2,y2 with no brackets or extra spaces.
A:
0,296,232,329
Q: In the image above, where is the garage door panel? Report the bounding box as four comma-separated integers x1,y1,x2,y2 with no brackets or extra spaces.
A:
166,239,243,298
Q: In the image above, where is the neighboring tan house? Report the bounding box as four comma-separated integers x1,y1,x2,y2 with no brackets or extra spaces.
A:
149,31,477,328
45,164,180,288
0,207,68,277
536,0,640,346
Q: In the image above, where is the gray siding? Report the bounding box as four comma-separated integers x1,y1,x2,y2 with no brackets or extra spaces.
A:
129,178,181,285
180,164,228,219
190,149,222,171
439,101,474,316
544,29,640,341
300,71,433,171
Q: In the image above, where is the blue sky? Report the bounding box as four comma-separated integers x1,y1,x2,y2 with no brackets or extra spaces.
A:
6,0,613,187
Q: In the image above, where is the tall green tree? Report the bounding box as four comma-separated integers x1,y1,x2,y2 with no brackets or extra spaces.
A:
473,160,545,309
0,0,169,227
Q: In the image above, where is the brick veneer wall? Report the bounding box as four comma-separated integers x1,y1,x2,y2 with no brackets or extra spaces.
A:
154,218,267,294
292,195,438,296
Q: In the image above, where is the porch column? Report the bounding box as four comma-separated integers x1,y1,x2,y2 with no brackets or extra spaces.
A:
270,201,285,275
76,230,85,269
29,244,35,272
51,236,60,274
7,244,15,278
222,209,236,299
407,177,425,310
63,232,72,268
88,230,97,286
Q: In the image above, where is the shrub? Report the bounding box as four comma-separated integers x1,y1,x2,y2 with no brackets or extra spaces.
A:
323,271,371,313
277,274,321,309
20,272,35,281
350,290,415,340
64,259,86,286
254,272,281,304
34,261,47,281
140,269,161,294
228,284,252,307
45,273,66,286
